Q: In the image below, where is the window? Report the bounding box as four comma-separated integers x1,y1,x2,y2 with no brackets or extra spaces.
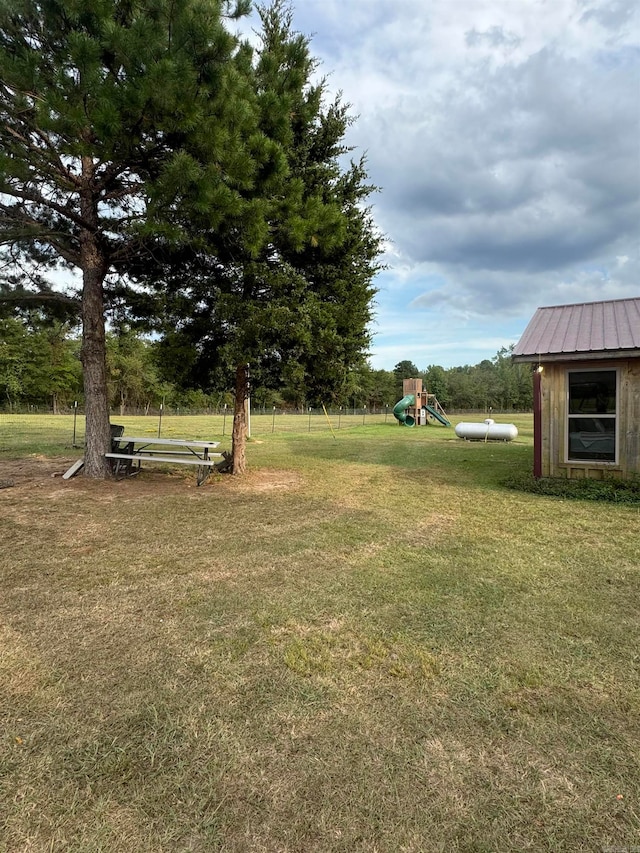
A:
567,369,617,463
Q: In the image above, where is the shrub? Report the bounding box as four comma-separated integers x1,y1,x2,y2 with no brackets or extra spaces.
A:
503,472,640,505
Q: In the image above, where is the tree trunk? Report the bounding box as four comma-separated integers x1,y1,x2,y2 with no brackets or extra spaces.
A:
79,156,111,479
231,363,249,475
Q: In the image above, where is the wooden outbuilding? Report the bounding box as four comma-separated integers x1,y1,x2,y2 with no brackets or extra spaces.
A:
512,297,640,480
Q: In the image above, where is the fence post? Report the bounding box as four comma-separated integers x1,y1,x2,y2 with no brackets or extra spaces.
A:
338,406,342,429
363,405,367,426
308,406,312,432
72,400,79,447
223,403,227,436
272,406,276,434
158,400,163,438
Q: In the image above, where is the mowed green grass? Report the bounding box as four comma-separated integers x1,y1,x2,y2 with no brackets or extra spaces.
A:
0,410,391,455
1,415,639,852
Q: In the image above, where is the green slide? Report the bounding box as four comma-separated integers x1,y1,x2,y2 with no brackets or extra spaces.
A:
393,394,416,426
425,404,451,426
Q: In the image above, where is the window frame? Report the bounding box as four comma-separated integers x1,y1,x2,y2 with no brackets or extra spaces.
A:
565,367,619,465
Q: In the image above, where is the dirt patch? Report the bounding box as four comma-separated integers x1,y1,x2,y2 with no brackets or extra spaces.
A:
218,468,302,493
0,455,68,485
0,455,302,499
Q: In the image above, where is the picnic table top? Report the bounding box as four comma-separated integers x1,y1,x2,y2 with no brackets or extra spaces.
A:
115,436,220,448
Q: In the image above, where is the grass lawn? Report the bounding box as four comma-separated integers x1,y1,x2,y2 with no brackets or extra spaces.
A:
1,415,639,851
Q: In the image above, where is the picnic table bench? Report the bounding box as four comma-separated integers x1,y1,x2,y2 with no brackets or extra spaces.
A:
106,436,225,486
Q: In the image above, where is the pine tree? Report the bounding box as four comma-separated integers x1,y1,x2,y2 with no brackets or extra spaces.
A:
0,0,256,476
147,1,382,472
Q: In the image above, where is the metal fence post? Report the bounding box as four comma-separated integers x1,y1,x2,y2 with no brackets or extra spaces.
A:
72,400,79,447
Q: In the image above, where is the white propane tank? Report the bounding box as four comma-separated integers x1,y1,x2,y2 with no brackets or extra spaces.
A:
455,422,518,441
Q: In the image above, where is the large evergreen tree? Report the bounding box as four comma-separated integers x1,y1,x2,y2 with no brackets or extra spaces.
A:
0,0,259,476
147,2,382,472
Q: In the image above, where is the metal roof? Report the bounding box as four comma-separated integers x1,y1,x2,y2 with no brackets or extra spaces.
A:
512,297,640,361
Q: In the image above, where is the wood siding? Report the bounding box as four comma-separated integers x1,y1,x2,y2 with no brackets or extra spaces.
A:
539,358,640,479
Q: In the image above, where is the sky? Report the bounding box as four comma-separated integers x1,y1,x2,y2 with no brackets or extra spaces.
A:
241,0,640,371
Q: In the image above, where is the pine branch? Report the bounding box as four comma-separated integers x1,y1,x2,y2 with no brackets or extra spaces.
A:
0,114,82,190
1,185,92,232
0,287,80,310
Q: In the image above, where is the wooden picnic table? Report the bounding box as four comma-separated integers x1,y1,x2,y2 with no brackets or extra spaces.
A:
106,436,223,485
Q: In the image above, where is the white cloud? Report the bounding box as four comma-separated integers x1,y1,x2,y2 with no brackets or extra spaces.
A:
241,0,640,368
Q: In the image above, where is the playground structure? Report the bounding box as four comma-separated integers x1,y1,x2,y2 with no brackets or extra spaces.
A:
393,378,451,427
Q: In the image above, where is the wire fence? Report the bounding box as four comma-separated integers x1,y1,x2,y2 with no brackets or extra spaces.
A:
0,407,400,455
0,407,532,456
0,406,536,458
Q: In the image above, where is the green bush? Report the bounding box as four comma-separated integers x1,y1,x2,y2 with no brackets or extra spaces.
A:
503,471,640,504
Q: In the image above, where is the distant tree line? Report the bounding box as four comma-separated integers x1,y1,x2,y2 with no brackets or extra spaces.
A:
0,316,533,413
387,355,533,412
